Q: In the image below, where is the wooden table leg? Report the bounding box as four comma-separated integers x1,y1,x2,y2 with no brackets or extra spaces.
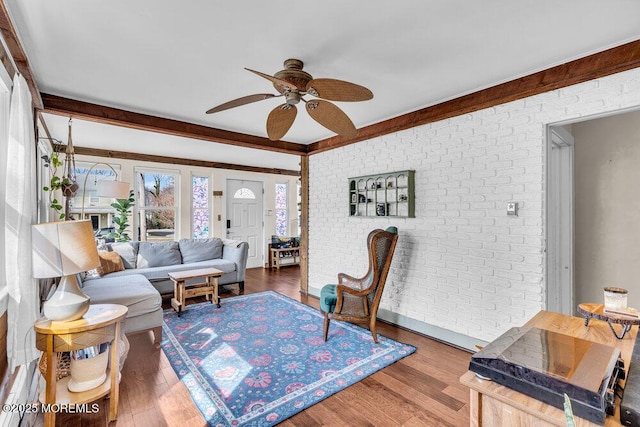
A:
44,336,57,427
170,279,182,315
213,276,220,308
469,389,482,427
206,275,213,304
109,322,121,421
179,280,186,314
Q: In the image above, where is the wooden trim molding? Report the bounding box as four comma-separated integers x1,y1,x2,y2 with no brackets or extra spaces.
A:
73,146,300,176
0,0,42,107
308,39,640,154
41,93,309,156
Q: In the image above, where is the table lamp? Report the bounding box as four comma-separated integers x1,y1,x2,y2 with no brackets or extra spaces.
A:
32,220,100,321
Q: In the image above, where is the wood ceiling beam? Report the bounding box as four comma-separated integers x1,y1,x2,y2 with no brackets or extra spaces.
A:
309,39,640,154
73,146,300,176
0,0,42,108
41,93,310,156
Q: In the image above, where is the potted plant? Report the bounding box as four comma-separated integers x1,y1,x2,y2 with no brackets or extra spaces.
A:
109,190,135,242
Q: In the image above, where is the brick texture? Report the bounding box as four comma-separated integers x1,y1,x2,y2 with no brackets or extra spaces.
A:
308,67,640,342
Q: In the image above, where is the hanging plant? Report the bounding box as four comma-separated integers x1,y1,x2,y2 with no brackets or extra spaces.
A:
42,151,67,220
41,119,79,220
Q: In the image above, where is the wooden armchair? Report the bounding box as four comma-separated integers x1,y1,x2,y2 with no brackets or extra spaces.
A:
319,226,398,343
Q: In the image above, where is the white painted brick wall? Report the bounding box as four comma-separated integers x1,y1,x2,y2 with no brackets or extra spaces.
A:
308,68,640,343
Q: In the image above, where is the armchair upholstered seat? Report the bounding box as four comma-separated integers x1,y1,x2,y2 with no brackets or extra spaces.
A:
320,226,398,343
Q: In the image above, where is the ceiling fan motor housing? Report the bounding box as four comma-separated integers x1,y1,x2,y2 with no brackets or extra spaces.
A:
273,59,312,95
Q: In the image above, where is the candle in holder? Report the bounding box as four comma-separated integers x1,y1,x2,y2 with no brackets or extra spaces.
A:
604,287,628,310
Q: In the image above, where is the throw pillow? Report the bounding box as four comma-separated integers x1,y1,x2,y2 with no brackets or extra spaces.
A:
109,242,139,269
137,241,182,268
96,252,125,276
179,238,223,263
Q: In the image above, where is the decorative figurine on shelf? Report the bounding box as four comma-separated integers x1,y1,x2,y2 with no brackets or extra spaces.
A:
376,203,388,216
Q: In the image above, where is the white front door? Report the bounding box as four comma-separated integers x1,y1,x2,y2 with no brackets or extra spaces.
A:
226,179,264,268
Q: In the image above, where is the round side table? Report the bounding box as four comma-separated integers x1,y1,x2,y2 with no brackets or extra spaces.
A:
577,303,640,339
35,304,128,427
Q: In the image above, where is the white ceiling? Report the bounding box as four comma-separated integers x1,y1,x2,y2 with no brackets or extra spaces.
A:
6,0,640,169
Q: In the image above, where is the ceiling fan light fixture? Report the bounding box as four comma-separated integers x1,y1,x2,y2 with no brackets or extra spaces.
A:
284,91,301,105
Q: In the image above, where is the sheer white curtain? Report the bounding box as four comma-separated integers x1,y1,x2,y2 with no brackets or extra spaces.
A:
0,60,9,310
5,73,38,372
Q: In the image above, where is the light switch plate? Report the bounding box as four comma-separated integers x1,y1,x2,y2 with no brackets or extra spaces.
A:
507,202,518,216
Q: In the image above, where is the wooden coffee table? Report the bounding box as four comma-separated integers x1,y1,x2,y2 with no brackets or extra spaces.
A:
169,267,224,316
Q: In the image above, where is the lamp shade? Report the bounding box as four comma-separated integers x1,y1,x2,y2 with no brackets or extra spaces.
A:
32,220,100,278
96,180,130,199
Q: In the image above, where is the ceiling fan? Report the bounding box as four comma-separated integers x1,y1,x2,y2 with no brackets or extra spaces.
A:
206,59,373,141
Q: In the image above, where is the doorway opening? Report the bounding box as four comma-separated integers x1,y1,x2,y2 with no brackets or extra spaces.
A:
546,108,640,315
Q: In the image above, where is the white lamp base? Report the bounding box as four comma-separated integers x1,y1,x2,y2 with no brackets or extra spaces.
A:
43,274,90,322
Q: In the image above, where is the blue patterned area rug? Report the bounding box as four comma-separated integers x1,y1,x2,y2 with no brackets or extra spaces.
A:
161,290,416,426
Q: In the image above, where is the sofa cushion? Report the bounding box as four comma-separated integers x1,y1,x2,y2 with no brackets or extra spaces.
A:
179,238,223,263
97,251,125,275
137,241,182,269
109,242,139,269
82,274,162,319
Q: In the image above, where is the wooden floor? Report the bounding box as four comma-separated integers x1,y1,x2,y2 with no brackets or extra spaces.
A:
43,267,472,426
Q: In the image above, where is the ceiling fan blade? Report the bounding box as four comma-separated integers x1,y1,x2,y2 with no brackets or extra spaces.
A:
305,99,357,138
206,93,278,114
245,68,300,91
267,104,297,141
306,78,373,102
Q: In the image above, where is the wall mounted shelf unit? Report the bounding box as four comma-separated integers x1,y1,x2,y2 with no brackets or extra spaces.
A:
348,170,415,218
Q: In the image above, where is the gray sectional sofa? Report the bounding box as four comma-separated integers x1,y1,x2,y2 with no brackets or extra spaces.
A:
92,238,249,295
80,237,249,345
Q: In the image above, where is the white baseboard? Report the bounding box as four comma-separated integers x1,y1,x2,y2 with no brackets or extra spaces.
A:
309,285,485,352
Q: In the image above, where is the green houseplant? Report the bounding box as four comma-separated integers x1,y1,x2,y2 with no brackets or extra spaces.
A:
109,190,135,242
42,152,75,220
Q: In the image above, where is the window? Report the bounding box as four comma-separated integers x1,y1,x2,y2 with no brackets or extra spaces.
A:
233,188,256,199
275,183,287,237
192,175,210,239
135,168,179,241
70,161,120,220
